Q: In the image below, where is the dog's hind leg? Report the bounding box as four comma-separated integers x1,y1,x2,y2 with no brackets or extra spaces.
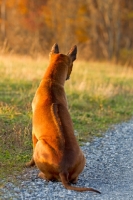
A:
25,133,37,167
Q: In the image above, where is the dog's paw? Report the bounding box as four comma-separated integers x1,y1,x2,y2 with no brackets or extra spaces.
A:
38,172,47,180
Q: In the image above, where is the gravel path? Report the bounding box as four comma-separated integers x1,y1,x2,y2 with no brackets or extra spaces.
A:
1,119,133,200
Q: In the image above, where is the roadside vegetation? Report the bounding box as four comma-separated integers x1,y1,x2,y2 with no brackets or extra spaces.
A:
0,55,133,179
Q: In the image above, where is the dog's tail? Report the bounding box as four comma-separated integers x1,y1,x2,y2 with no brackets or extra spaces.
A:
59,172,101,194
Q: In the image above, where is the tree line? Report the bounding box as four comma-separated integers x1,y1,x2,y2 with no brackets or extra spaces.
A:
0,0,133,64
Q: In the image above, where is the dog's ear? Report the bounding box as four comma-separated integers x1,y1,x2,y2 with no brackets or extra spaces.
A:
50,43,59,55
67,45,77,62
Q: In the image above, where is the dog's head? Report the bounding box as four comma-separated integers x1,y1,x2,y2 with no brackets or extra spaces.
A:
49,44,77,81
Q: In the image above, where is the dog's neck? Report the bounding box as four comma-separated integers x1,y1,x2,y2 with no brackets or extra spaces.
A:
41,78,64,89
43,54,70,86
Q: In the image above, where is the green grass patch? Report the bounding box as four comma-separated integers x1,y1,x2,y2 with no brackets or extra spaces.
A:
0,56,133,180
68,92,133,142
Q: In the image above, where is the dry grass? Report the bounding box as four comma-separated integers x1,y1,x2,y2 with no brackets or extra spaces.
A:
67,61,133,97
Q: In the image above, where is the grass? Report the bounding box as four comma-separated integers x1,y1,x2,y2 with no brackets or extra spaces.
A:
0,55,133,180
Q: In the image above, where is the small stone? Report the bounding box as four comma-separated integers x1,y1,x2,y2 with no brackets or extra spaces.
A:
86,142,90,146
14,187,20,193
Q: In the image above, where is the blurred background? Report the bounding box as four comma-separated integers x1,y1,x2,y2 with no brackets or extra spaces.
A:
0,0,133,64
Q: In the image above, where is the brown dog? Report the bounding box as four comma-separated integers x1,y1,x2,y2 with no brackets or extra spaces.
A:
26,44,100,193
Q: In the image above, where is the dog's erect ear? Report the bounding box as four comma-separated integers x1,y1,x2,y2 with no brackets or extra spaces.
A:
50,43,59,54
67,45,77,62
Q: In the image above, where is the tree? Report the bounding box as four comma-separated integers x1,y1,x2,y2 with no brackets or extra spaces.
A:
0,0,6,40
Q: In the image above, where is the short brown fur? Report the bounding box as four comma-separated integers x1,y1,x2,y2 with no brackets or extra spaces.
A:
26,44,100,194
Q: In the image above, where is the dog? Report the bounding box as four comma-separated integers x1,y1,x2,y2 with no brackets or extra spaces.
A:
26,44,100,193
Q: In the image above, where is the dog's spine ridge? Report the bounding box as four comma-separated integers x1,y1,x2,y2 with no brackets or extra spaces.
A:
59,172,101,193
51,103,64,143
